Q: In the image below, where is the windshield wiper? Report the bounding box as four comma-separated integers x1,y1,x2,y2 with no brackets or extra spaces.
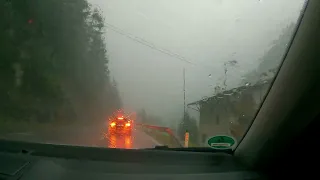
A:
144,145,233,154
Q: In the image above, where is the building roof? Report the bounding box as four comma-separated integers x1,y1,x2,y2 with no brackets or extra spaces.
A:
187,79,272,107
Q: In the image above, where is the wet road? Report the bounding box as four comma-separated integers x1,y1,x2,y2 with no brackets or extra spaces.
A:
0,125,160,149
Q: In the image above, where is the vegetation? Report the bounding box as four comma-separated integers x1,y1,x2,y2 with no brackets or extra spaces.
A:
0,0,121,129
194,23,297,142
135,109,197,147
228,23,296,138
136,109,165,126
138,125,181,148
242,23,296,85
177,112,199,146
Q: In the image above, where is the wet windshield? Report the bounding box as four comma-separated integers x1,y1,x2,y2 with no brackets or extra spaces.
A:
0,0,305,149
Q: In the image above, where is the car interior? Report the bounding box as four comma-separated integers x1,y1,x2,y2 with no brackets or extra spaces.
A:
0,0,319,179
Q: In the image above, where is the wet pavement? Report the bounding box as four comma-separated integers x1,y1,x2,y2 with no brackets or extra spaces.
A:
0,125,160,149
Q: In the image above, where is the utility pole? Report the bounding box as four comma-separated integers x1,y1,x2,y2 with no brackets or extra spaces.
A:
183,68,189,146
183,68,186,121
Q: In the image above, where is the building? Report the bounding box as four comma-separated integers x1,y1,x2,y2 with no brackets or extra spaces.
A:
187,80,271,145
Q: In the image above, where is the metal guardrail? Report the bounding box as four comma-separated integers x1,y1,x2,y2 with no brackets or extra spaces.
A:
136,123,183,147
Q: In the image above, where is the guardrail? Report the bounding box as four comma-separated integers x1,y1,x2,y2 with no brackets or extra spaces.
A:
136,123,183,148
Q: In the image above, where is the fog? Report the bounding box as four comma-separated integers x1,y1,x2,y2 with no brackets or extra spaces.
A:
88,0,304,125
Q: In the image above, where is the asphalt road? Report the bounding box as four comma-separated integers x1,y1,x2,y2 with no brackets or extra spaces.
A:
0,125,160,149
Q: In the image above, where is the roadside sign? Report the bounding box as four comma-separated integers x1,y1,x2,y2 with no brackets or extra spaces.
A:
207,135,236,150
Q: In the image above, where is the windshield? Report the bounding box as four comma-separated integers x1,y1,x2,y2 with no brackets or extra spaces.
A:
0,0,305,150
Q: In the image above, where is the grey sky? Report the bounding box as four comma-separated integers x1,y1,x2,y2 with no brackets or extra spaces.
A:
88,0,304,125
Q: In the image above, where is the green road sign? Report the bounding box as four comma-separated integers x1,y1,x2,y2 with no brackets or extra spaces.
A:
207,135,236,149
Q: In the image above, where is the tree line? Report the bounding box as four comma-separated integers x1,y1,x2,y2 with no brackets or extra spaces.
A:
0,0,122,124
242,23,296,85
136,109,164,126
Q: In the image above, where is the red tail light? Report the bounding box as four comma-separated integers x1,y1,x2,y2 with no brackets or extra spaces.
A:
110,122,116,127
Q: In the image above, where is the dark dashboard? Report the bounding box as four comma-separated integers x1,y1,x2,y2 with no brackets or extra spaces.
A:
0,140,263,180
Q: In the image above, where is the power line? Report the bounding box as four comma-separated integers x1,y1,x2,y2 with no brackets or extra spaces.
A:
104,22,247,86
104,23,254,104
105,22,196,65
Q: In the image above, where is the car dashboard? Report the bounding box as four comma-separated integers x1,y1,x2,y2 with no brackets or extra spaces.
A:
0,140,264,180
